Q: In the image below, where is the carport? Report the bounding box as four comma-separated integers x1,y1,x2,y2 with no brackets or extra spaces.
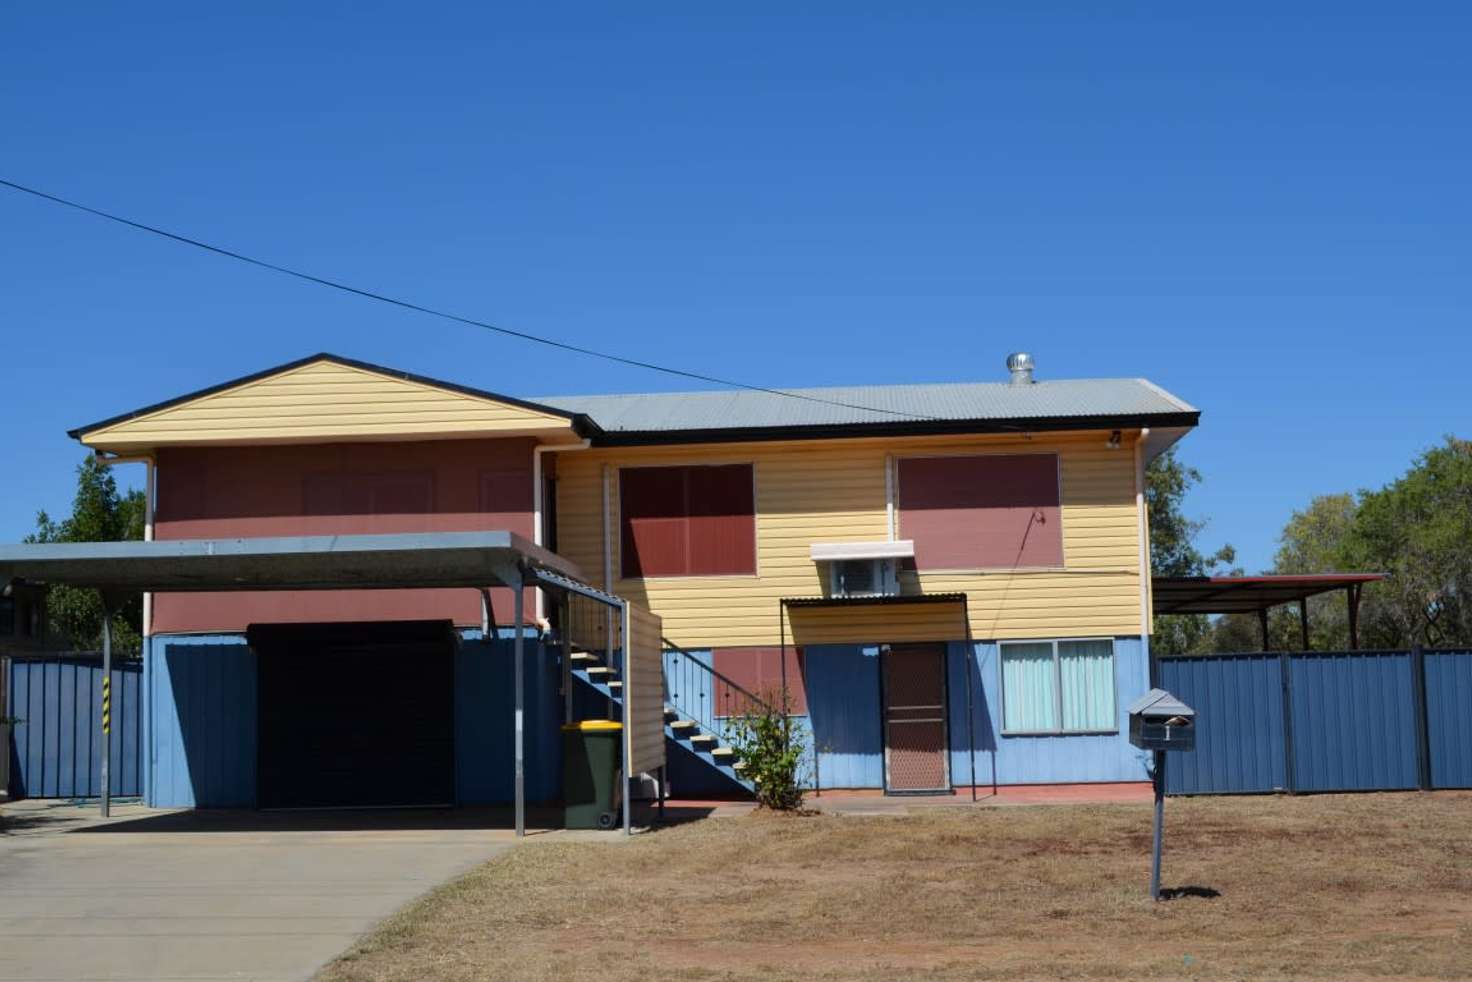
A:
1152,573,1386,650
0,530,662,836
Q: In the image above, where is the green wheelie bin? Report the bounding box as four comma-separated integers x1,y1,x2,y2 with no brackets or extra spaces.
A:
562,720,623,830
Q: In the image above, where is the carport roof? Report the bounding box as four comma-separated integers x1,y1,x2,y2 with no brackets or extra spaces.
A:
1151,574,1385,615
0,531,582,593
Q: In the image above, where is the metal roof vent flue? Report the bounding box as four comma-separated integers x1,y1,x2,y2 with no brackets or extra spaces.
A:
1006,352,1035,385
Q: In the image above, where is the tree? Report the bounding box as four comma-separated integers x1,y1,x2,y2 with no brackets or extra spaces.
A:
1269,493,1360,650
1146,448,1236,578
26,455,146,653
1146,448,1236,655
1340,438,1472,647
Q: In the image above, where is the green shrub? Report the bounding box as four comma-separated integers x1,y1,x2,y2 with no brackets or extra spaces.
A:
726,689,807,811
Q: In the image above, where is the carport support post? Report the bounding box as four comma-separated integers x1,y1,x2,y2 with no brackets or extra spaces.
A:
97,591,114,819
1348,584,1361,650
513,570,526,838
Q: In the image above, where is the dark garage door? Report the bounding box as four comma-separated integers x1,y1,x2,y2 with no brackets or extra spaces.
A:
252,621,455,809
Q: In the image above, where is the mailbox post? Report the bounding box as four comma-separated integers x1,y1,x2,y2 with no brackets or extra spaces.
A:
1127,688,1196,901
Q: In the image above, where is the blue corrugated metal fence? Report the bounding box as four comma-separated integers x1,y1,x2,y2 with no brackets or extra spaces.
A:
1160,648,1472,795
7,654,144,799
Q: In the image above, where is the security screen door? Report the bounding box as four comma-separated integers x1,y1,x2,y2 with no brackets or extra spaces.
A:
882,643,951,793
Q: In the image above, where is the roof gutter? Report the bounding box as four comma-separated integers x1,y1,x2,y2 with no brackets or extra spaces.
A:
586,411,1201,447
1135,429,1151,650
532,439,590,627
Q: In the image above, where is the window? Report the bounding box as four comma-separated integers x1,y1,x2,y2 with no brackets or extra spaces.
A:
1000,638,1116,734
620,464,756,578
897,454,1063,570
0,596,13,636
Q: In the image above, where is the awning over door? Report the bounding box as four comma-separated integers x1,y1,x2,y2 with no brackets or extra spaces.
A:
780,593,969,647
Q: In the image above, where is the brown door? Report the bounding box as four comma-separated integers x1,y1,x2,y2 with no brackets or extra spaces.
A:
882,644,950,793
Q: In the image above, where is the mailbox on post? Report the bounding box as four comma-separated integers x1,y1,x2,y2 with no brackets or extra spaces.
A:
1127,687,1197,901
1128,688,1196,752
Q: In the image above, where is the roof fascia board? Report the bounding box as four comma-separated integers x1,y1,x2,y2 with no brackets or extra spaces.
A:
587,411,1201,447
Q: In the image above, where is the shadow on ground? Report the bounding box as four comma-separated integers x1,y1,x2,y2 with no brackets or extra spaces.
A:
65,802,717,835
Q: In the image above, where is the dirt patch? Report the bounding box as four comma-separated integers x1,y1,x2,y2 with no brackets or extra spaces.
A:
320,792,1472,981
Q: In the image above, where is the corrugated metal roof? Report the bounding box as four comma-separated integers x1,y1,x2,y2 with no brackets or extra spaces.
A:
536,377,1195,433
0,531,582,592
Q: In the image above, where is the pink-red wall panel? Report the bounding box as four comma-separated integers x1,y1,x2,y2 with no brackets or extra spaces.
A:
152,439,536,634
711,646,808,714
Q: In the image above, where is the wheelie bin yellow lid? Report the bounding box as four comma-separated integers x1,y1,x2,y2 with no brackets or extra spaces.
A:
561,720,623,731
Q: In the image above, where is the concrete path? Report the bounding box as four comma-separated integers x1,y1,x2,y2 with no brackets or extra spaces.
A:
0,800,548,982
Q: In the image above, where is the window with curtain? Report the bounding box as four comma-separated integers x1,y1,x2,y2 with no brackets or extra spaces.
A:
1000,638,1117,734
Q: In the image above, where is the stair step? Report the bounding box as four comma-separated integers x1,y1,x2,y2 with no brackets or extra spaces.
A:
732,759,747,770
711,746,736,758
690,733,718,746
570,652,600,664
585,666,615,677
607,680,622,690
669,719,698,731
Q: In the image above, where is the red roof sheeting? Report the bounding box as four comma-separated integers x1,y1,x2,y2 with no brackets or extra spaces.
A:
1152,574,1385,615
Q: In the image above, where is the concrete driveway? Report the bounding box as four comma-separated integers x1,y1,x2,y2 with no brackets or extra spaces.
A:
0,800,550,982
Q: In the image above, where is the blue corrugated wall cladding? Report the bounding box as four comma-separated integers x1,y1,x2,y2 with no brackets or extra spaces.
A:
1159,655,1288,794
7,657,143,799
1425,650,1472,789
1289,652,1419,792
805,644,884,789
147,637,257,808
949,638,1150,786
454,638,562,804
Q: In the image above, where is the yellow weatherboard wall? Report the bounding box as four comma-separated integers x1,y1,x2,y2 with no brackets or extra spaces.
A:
79,358,579,452
554,430,1146,648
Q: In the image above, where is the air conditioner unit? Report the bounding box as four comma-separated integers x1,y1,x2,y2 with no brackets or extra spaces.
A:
809,541,913,598
829,557,899,598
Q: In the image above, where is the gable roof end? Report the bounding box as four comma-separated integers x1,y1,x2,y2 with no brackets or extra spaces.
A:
71,353,600,450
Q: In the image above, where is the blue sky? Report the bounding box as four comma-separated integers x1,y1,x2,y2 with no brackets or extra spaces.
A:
2,4,1467,571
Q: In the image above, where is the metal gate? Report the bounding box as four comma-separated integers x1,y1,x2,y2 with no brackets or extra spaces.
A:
881,643,950,793
7,654,143,799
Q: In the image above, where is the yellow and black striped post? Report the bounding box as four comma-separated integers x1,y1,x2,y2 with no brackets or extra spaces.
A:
99,597,113,818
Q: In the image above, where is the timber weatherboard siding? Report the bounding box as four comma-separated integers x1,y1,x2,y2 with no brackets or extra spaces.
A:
79,358,580,451
554,430,1146,648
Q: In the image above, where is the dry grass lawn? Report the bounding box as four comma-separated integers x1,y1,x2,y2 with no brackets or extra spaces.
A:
320,793,1472,980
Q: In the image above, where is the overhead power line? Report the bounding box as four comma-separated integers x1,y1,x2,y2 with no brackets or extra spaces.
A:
0,177,941,422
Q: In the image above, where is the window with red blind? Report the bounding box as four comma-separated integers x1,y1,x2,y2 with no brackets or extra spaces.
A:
620,464,756,577
897,453,1063,570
